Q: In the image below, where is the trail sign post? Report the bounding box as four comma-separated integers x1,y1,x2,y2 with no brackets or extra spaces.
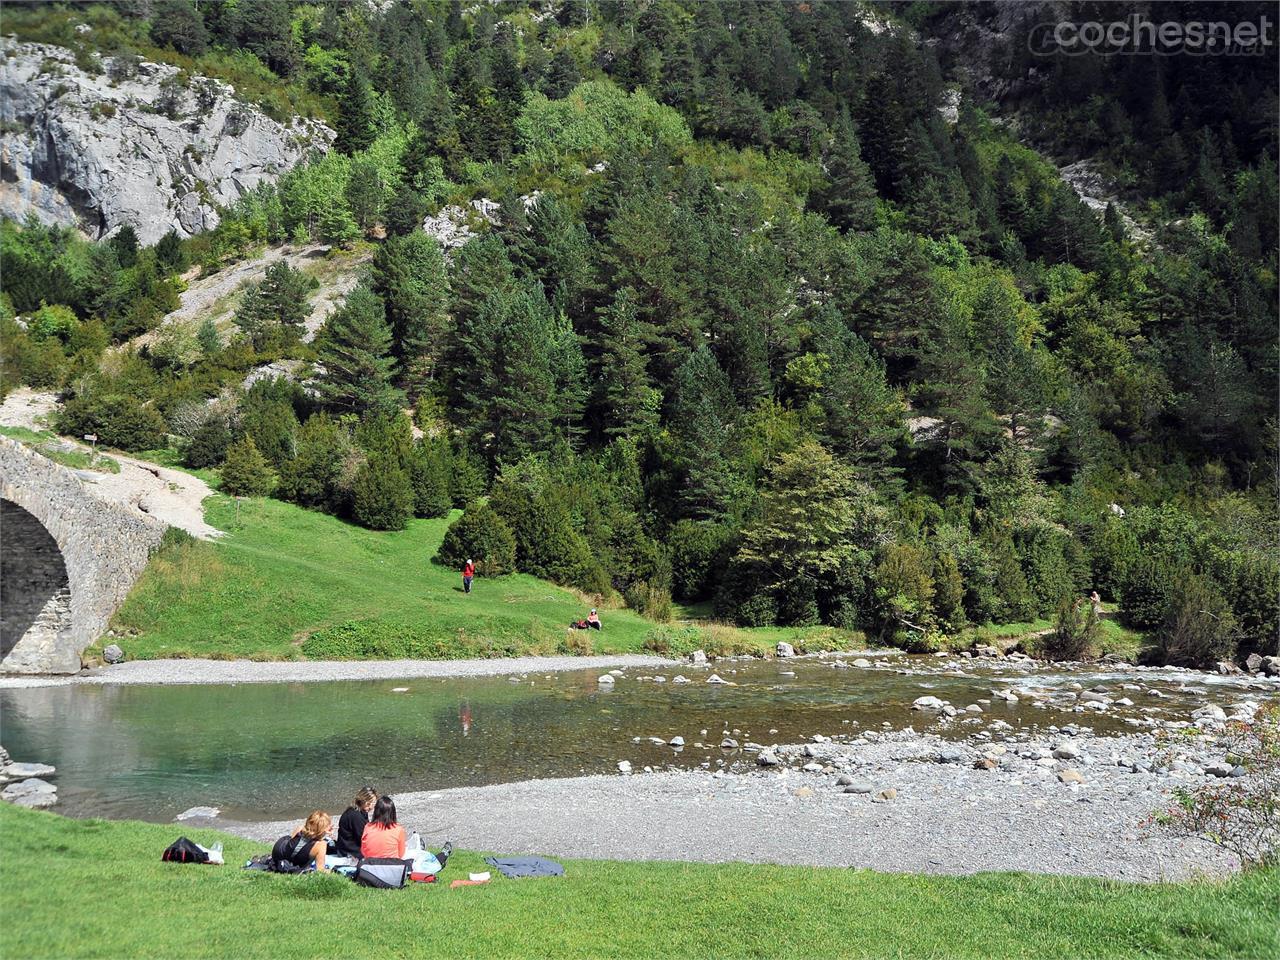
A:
84,434,98,462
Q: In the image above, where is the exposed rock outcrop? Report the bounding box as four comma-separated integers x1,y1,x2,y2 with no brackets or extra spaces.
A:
0,41,332,244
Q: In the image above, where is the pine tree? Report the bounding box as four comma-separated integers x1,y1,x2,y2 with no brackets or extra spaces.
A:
815,326,904,477
372,232,450,395
543,48,581,99
817,110,878,232
351,454,414,531
313,285,402,414
220,436,276,497
336,70,376,154
277,414,351,512
595,288,659,439
669,347,739,520
409,437,453,518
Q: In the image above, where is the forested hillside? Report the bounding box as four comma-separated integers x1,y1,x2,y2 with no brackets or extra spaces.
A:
2,1,1276,667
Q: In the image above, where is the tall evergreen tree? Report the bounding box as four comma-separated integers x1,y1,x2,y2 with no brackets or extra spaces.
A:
816,110,878,232
313,285,402,414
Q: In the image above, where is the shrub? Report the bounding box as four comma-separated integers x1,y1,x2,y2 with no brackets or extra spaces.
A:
57,394,167,451
1020,528,1077,616
277,414,351,512
219,436,275,497
434,503,516,577
1150,704,1280,867
1120,554,1176,630
642,625,706,657
1154,573,1238,668
241,397,299,469
184,416,231,468
409,440,452,518
872,543,936,639
559,631,594,656
1044,595,1100,661
668,520,732,601
351,454,413,531
623,581,673,623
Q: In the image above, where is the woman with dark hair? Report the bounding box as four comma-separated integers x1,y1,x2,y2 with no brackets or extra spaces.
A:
361,794,406,859
337,786,377,858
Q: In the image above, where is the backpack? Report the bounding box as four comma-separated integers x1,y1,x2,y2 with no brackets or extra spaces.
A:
354,857,409,889
270,833,315,874
162,837,209,864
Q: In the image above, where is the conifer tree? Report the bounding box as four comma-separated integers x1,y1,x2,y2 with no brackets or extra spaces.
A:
595,288,659,440
220,436,276,497
336,70,376,154
372,232,450,394
314,285,402,414
817,110,878,232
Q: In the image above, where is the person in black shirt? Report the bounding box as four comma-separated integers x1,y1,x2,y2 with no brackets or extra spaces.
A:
336,785,377,858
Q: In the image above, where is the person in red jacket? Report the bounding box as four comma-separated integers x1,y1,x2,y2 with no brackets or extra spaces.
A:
462,558,475,594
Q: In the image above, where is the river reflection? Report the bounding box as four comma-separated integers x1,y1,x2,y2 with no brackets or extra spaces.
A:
1,655,1271,822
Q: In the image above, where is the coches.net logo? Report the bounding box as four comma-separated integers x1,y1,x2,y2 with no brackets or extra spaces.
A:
1028,13,1275,56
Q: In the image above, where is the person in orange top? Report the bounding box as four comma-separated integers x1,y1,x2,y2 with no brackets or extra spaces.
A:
361,794,407,859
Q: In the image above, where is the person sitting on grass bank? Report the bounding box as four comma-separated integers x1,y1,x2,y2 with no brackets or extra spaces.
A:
361,795,406,859
273,810,332,872
587,609,601,631
337,786,377,859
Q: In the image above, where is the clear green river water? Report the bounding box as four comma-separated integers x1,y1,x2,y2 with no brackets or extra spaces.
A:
0,655,1257,822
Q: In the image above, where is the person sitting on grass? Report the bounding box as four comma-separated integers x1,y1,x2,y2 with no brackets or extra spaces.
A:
361,795,406,859
587,609,601,631
273,810,333,872
337,786,377,859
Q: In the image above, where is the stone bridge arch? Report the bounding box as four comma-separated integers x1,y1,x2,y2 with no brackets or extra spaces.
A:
0,437,166,674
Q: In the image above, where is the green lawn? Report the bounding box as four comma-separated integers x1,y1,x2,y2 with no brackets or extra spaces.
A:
1,806,1275,960
108,494,858,662
963,609,1145,661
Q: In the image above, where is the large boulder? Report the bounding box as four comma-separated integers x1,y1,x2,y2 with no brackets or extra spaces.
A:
0,41,333,244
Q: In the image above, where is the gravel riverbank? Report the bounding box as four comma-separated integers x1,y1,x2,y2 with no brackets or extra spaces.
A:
224,726,1241,882
0,654,678,688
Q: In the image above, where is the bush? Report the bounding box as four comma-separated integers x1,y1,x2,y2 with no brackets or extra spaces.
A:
1044,595,1100,661
351,454,414,531
642,625,706,657
623,581,673,623
184,416,231,468
1154,573,1238,668
1121,554,1177,630
872,543,936,639
434,503,517,577
1151,704,1280,867
219,436,275,497
668,520,732,601
57,394,167,451
410,440,452,518
277,414,351,512
241,397,299,469
559,631,594,656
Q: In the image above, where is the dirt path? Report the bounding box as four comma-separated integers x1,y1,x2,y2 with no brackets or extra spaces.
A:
0,388,220,540
138,242,370,349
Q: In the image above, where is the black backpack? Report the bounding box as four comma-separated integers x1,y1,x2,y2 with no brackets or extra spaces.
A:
270,833,315,874
162,837,209,864
353,857,409,889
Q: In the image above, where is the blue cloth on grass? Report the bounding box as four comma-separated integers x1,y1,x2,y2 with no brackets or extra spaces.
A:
483,856,565,878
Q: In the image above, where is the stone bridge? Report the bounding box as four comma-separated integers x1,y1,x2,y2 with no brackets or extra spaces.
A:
0,438,167,674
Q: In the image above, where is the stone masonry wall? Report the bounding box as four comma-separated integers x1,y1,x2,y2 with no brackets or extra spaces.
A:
0,438,167,673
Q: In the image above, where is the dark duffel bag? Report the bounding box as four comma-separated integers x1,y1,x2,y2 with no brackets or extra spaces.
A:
353,857,409,889
162,837,209,864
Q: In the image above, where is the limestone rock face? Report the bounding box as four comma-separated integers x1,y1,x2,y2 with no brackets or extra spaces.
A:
0,42,333,244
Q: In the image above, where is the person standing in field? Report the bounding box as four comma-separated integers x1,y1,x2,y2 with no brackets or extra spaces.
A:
462,558,475,594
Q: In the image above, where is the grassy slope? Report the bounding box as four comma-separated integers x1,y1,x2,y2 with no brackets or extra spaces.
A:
109,494,852,661
2,806,1276,960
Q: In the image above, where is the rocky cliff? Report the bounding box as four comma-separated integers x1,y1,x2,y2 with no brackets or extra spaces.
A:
0,41,332,244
